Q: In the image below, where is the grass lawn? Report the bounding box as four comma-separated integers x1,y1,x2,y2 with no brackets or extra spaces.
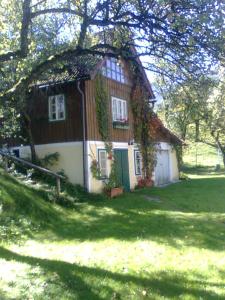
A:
0,169,225,299
183,142,223,168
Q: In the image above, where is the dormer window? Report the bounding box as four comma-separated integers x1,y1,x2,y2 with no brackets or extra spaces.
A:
102,58,128,83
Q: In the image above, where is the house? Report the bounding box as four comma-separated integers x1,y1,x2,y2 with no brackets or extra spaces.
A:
149,115,182,186
8,54,181,192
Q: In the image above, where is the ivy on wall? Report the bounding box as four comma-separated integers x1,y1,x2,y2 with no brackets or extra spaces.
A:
92,74,119,188
173,144,183,172
131,74,157,181
93,66,157,187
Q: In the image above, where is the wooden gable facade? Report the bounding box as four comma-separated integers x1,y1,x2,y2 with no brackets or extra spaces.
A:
30,82,84,145
30,56,152,145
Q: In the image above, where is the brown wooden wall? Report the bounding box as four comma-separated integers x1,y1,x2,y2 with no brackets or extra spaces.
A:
85,77,135,143
30,82,83,145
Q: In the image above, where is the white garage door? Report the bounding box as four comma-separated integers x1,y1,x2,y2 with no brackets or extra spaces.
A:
155,150,170,185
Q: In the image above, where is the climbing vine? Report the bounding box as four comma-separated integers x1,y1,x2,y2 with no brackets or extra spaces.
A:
95,75,109,141
95,74,113,155
92,74,118,187
131,73,157,181
173,144,183,172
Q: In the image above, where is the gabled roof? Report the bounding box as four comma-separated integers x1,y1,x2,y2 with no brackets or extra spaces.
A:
33,55,102,87
32,52,155,99
150,114,183,145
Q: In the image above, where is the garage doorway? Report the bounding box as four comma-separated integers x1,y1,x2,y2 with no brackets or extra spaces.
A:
155,150,170,185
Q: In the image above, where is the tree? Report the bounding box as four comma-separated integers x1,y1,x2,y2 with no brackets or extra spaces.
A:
0,0,224,161
156,74,215,140
0,0,224,89
199,69,225,166
157,67,225,166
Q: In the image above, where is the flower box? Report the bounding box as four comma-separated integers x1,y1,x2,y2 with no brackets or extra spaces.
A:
113,121,129,130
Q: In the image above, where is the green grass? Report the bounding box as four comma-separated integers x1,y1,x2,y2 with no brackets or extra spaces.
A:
183,142,223,168
0,169,225,299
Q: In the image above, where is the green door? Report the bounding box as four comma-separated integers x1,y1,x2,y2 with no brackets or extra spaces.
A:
114,149,130,192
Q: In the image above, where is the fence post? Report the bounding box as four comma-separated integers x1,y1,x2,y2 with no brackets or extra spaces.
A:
56,177,61,199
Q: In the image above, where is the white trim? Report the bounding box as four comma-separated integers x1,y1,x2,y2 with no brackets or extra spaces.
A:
10,142,83,152
48,94,66,122
88,141,129,148
112,142,128,149
98,149,108,178
111,96,128,122
36,141,82,149
134,150,142,175
88,141,106,146
87,141,92,191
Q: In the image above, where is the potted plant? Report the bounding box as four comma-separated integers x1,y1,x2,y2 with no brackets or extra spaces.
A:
145,177,154,187
137,176,154,189
103,181,123,198
103,161,123,198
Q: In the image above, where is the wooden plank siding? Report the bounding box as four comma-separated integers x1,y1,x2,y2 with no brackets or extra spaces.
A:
30,82,83,145
85,77,134,143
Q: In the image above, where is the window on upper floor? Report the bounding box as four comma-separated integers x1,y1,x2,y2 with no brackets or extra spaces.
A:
101,57,129,83
112,97,128,123
48,94,65,121
134,150,142,175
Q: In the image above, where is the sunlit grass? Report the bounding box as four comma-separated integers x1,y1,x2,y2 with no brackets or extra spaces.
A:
183,142,223,167
0,169,225,299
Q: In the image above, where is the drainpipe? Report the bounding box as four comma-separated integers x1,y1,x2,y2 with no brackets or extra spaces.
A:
77,81,87,190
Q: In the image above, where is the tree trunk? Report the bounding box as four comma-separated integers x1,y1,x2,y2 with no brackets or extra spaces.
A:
23,113,37,163
195,119,200,142
181,124,187,141
214,137,225,168
222,152,225,167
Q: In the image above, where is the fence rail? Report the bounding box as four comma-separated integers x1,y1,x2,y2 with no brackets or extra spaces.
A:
0,149,65,197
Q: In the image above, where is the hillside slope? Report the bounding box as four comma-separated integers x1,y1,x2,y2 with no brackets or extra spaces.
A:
0,169,225,299
0,169,62,244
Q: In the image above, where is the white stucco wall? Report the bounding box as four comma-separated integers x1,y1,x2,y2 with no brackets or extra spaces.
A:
11,142,84,186
11,140,179,191
153,142,179,185
87,141,140,193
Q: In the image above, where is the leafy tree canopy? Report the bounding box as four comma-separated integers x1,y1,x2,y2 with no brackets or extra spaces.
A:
0,0,224,96
156,66,225,166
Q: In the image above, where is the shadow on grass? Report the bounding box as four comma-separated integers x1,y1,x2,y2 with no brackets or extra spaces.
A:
0,246,224,300
1,173,225,251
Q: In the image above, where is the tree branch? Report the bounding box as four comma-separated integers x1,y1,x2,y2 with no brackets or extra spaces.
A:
30,8,83,19
0,0,31,62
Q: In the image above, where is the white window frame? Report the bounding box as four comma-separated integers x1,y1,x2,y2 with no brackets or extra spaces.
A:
48,94,65,121
112,97,128,123
134,150,142,175
98,149,108,179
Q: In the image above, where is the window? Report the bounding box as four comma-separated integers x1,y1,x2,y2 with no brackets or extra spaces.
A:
134,150,142,175
98,149,108,178
101,58,129,83
12,149,20,158
48,94,65,121
112,97,128,122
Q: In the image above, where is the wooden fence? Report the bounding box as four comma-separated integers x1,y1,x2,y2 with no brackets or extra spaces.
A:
0,149,65,197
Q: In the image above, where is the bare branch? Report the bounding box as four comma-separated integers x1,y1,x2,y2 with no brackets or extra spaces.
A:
30,8,83,19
